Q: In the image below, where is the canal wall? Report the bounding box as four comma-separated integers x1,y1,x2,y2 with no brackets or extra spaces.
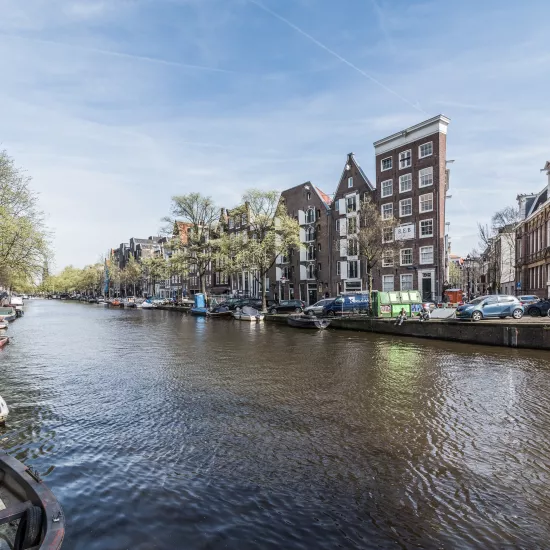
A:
328,317,550,350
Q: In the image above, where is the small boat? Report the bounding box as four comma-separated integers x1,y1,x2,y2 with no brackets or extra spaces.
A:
140,300,154,309
239,306,264,322
110,299,122,307
0,452,65,549
0,396,8,424
9,296,24,316
287,315,331,329
0,308,16,322
190,293,208,316
207,305,232,318
232,309,242,320
0,336,10,349
0,322,8,330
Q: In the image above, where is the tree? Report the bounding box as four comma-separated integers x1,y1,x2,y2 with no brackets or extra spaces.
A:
222,190,301,311
141,256,167,297
164,193,220,296
0,150,51,287
356,195,399,303
123,255,142,297
109,262,122,297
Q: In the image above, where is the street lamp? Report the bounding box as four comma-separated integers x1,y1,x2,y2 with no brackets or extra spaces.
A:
464,254,472,301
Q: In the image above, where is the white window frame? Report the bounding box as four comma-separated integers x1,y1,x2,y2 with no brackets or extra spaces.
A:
419,141,433,159
382,203,393,220
400,248,413,266
348,260,359,279
335,219,340,232
420,246,434,265
348,238,358,257
419,193,434,213
382,252,393,267
399,150,412,170
382,275,394,292
382,227,393,243
347,195,357,212
399,173,412,193
348,176,353,188
336,261,341,276
381,157,392,171
381,179,393,198
400,274,414,291
347,216,357,234
419,167,433,188
399,198,412,218
420,218,433,238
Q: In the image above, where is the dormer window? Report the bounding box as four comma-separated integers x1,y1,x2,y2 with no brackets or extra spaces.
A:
348,177,353,188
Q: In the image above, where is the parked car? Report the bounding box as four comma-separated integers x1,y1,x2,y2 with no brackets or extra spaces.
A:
455,295,524,321
268,300,306,314
524,299,550,317
304,298,335,316
518,295,540,307
322,293,370,316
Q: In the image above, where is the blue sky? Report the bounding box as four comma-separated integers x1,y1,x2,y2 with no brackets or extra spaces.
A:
1,0,549,269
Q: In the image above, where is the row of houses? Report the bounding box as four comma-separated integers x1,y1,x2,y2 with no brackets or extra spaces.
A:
108,114,453,304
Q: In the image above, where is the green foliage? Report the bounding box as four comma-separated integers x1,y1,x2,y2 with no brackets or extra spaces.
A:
0,150,51,287
39,264,104,294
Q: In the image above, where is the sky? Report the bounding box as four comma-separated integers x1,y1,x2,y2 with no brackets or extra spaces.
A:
1,0,549,270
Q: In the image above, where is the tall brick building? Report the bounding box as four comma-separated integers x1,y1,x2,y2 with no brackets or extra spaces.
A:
373,115,450,301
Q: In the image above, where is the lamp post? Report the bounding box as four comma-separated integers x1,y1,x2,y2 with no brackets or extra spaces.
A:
464,254,472,301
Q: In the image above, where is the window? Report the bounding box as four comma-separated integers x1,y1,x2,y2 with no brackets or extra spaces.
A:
382,227,393,243
381,157,392,171
241,213,247,226
400,248,413,266
382,203,393,220
399,150,411,169
348,238,358,256
381,179,393,198
306,208,315,223
382,275,394,292
382,252,393,267
335,219,340,232
347,216,357,234
316,209,321,220
306,226,315,241
307,264,315,279
228,218,234,229
399,173,412,193
348,260,359,278
400,274,413,291
307,245,315,261
347,195,357,212
317,243,321,251
306,191,311,200
419,167,433,188
348,177,353,188
420,219,433,238
336,262,341,276
420,193,433,213
318,263,322,272
419,142,433,158
399,198,412,217
420,246,433,264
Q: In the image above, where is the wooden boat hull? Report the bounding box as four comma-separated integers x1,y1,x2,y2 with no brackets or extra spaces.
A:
0,452,65,549
287,316,331,329
206,311,233,318
0,337,9,349
190,308,208,316
0,323,8,331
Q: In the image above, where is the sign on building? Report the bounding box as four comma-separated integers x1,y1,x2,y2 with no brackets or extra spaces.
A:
395,223,415,241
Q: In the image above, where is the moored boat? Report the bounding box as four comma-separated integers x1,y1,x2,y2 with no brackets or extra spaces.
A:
287,315,331,329
0,336,10,349
238,306,264,322
206,305,232,318
110,299,122,307
0,308,17,323
0,322,8,330
190,293,208,316
0,452,65,549
140,300,154,309
0,396,8,424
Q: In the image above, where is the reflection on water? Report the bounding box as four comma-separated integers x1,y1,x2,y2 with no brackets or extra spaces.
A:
1,301,550,549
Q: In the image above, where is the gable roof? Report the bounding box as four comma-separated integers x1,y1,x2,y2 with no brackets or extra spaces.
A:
315,186,332,207
334,153,374,198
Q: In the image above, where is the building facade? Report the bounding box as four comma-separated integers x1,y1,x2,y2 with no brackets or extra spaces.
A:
515,161,550,298
330,153,376,296
272,182,332,304
373,115,450,301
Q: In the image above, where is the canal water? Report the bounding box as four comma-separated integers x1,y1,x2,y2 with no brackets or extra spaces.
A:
1,300,550,549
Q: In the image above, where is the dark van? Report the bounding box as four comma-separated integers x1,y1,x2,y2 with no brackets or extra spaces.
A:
322,293,369,316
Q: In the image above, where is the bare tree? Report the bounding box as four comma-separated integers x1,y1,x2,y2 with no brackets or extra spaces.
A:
164,193,220,296
356,195,399,301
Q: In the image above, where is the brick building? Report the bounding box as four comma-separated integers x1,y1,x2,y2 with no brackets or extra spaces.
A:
373,115,450,301
272,182,332,304
515,161,550,298
331,153,375,295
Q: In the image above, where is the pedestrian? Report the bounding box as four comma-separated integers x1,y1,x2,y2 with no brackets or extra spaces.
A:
395,308,407,326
